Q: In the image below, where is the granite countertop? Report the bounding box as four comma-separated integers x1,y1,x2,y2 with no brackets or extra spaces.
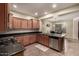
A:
0,30,40,34
40,33,65,38
49,33,65,38
0,30,65,38
0,30,41,37
0,43,25,56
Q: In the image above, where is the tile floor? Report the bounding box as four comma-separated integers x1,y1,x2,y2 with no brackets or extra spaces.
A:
23,39,79,56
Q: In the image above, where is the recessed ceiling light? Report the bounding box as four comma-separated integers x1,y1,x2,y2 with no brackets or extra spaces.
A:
35,12,38,16
52,4,57,8
13,4,17,8
44,12,48,15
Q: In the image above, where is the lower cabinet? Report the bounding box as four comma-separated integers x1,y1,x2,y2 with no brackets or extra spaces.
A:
42,35,49,46
37,34,49,47
37,34,42,43
15,34,64,52
22,35,30,46
29,35,36,44
15,34,37,47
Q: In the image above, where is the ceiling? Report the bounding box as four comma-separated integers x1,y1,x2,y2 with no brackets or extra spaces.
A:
10,3,77,18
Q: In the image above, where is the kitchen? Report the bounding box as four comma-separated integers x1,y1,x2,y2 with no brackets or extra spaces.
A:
0,3,79,56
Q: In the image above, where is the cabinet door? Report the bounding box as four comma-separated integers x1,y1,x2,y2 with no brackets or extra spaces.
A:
37,34,42,43
17,19,21,28
12,17,21,29
23,35,30,46
32,20,40,29
29,35,36,44
37,20,40,29
9,16,13,29
21,20,28,29
32,20,37,29
0,3,8,32
27,20,32,29
37,34,49,46
42,35,49,46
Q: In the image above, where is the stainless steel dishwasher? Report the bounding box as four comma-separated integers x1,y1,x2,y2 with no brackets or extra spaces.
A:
49,38,59,51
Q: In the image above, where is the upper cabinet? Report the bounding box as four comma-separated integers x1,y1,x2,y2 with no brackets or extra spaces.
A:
32,19,40,29
27,20,32,29
0,3,40,32
8,13,13,29
0,3,8,32
21,19,28,29
12,17,21,29
8,17,40,30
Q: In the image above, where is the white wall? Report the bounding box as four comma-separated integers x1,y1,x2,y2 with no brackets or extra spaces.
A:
66,20,73,39
40,19,73,39
40,19,52,34
73,17,79,40
40,11,79,40
39,5,79,40
51,20,72,39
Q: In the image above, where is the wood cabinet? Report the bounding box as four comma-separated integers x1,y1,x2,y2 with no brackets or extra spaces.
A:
12,17,21,29
16,34,37,47
22,35,30,46
37,34,49,46
58,38,64,51
9,17,28,29
0,4,40,31
29,34,36,44
32,20,40,29
23,34,37,46
8,17,40,30
37,34,42,43
15,35,30,46
27,20,32,29
21,20,28,29
42,35,49,46
8,13,13,29
0,3,8,32
37,20,40,29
